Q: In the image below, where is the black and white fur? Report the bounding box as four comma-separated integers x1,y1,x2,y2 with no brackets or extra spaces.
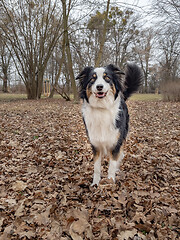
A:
77,63,143,186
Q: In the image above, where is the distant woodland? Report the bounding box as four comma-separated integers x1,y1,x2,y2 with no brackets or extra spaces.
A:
0,0,179,100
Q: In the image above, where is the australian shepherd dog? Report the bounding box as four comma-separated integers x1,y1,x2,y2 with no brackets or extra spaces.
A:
77,63,143,186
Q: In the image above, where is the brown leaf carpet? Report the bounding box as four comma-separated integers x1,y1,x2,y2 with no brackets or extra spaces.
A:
0,99,179,239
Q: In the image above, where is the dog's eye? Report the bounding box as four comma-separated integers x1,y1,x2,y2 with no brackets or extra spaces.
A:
104,76,110,82
90,78,96,83
89,74,97,83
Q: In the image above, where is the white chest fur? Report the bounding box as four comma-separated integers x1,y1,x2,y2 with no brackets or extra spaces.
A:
82,96,120,155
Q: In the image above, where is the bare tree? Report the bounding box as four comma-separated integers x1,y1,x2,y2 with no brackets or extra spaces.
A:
133,29,155,93
1,0,63,99
152,0,180,27
0,34,12,92
48,37,66,98
109,7,140,68
61,0,78,101
72,6,140,71
95,0,110,67
158,28,180,83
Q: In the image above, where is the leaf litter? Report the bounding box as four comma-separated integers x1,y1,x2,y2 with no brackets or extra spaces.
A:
0,99,179,239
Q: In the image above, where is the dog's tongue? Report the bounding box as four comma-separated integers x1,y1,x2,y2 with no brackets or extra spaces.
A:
96,92,106,98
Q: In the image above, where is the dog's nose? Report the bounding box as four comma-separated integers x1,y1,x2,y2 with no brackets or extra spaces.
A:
96,84,103,91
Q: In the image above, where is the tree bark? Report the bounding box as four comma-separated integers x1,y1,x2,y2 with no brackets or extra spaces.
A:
2,66,8,93
3,77,8,93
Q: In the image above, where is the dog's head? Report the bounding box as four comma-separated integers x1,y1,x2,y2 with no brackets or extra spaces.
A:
77,64,125,107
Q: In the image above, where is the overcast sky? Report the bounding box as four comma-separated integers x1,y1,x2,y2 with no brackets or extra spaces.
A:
115,0,152,9
113,0,154,26
114,0,152,14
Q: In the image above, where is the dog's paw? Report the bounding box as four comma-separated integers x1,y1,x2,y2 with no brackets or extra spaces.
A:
91,179,100,186
91,182,98,187
108,175,115,183
91,174,100,186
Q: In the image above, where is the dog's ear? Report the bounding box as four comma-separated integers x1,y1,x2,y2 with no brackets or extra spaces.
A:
106,64,125,99
106,64,125,76
76,66,93,81
76,66,93,100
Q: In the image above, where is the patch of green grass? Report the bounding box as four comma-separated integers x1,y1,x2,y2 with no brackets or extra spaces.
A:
0,93,162,102
130,93,162,101
0,93,27,100
33,135,39,140
141,230,148,235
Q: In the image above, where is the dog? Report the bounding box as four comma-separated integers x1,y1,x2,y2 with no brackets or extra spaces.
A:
77,63,143,186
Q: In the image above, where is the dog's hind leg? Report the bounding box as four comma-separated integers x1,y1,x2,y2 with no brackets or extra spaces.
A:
108,159,117,182
116,148,124,172
109,145,124,182
91,148,102,186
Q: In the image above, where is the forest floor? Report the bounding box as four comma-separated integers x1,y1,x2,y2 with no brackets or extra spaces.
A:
0,99,179,240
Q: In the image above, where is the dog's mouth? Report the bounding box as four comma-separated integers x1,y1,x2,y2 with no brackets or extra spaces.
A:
95,91,108,99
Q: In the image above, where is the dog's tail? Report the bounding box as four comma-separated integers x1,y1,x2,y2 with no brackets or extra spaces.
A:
123,63,143,101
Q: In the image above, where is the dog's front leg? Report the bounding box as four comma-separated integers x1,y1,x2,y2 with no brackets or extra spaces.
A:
91,148,101,186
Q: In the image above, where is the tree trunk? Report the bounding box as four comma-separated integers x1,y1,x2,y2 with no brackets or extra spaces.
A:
95,0,110,67
37,71,44,99
2,66,8,93
26,83,37,99
62,0,78,101
144,71,148,93
49,37,66,98
3,77,8,93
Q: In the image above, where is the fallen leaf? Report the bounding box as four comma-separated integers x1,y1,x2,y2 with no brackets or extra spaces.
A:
12,181,27,191
34,205,52,225
18,230,35,239
118,228,137,240
0,217,4,231
69,219,92,240
15,201,25,217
